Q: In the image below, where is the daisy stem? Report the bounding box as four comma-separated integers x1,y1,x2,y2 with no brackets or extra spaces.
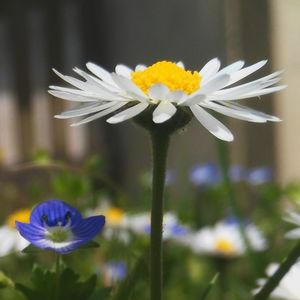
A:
55,254,61,300
149,130,170,300
253,240,300,300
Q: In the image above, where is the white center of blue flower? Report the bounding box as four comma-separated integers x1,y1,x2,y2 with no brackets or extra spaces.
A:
46,226,73,243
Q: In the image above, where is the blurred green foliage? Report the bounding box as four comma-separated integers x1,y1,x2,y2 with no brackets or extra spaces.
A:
0,152,299,300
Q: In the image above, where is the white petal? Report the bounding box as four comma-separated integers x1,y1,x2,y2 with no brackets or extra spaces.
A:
226,60,267,86
107,103,149,124
285,228,300,239
180,74,230,106
190,105,234,141
225,102,281,122
55,102,118,119
111,73,147,102
148,84,169,101
217,60,245,75
179,93,206,106
135,64,147,71
201,102,268,123
177,61,185,69
86,62,116,86
70,103,126,126
200,73,230,94
237,85,287,99
49,88,125,102
165,90,186,103
115,64,133,78
153,102,177,123
49,90,100,102
73,67,120,93
200,58,221,83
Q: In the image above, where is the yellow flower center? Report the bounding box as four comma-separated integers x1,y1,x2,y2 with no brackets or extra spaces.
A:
6,209,31,228
106,208,124,225
131,61,201,95
215,239,235,255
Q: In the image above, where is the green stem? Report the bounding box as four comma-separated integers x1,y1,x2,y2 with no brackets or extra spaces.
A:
55,254,61,300
253,240,300,300
150,131,170,300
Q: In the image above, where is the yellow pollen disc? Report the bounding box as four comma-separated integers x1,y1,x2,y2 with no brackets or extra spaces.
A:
215,239,235,254
106,207,124,225
6,209,31,228
131,61,201,95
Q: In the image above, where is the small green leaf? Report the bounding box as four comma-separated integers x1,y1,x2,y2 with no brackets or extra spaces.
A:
200,273,219,300
78,240,100,250
22,244,44,254
15,265,98,300
0,271,14,289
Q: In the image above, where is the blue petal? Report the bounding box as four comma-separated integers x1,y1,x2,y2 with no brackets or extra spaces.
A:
71,216,105,242
16,222,46,245
30,199,82,227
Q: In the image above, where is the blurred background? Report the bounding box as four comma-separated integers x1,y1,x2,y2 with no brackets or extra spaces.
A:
0,0,298,188
0,1,300,299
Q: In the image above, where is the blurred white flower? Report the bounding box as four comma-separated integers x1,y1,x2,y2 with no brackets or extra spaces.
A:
124,212,188,241
86,202,130,244
254,262,300,299
50,60,285,141
284,208,300,239
103,261,127,285
0,209,30,257
180,219,267,257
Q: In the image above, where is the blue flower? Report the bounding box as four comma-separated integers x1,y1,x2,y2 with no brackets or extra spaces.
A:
105,261,127,282
189,163,220,186
16,199,105,254
246,167,272,185
228,165,244,183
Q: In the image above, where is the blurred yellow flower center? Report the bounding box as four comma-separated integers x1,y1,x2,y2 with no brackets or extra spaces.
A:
106,208,124,225
131,61,201,95
6,209,31,228
215,239,235,254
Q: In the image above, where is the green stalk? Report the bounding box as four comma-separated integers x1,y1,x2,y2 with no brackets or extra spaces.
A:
55,254,61,300
149,130,170,300
253,240,300,300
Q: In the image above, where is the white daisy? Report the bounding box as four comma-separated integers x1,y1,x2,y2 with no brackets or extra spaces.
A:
0,209,30,257
49,60,286,141
254,262,300,299
180,219,267,257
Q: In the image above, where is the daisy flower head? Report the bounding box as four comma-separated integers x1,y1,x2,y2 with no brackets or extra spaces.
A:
50,59,285,141
16,199,105,254
0,209,31,257
254,262,300,299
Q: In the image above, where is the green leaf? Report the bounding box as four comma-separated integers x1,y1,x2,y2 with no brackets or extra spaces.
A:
112,250,149,300
21,244,44,254
0,271,14,289
15,265,98,300
78,240,100,249
200,273,219,300
88,287,112,300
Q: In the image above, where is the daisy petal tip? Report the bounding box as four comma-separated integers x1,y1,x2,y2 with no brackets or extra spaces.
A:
106,116,124,124
153,114,171,124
